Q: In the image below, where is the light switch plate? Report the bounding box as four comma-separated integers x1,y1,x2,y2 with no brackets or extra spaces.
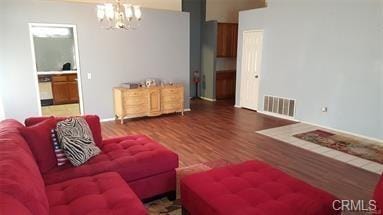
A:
87,73,92,80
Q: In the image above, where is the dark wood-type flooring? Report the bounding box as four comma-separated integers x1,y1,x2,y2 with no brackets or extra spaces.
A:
102,99,380,201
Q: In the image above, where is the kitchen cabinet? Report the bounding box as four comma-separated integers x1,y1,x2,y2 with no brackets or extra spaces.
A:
52,74,79,105
217,23,238,58
216,70,236,99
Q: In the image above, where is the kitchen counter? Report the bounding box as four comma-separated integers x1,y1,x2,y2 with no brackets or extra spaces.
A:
37,70,77,75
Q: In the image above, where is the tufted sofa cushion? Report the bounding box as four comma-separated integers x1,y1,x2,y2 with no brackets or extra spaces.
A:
181,160,338,215
46,172,146,215
43,135,179,185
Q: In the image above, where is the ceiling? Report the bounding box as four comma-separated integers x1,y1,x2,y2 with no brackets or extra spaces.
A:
60,0,182,11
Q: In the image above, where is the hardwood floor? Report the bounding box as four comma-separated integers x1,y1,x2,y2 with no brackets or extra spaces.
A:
102,99,380,201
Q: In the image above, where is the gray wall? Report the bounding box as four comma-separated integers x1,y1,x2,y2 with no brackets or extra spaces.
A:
0,0,190,121
182,0,203,98
236,0,383,140
201,21,217,99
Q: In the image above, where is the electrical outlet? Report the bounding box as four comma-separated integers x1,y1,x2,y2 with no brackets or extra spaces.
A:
87,73,92,80
321,107,328,112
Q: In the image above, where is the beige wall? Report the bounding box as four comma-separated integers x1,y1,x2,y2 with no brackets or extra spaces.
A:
62,0,182,11
206,0,266,23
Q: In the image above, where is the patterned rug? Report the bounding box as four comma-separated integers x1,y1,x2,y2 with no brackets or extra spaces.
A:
145,159,230,215
294,130,383,164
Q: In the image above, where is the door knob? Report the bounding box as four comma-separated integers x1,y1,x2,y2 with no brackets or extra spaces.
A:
255,75,259,79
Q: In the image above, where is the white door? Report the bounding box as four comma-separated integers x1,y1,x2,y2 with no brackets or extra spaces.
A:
240,30,263,110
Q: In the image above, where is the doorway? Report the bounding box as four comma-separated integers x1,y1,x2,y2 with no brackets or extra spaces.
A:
240,30,263,111
29,23,84,117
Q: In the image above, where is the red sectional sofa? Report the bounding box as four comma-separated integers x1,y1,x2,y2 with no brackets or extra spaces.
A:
0,116,179,214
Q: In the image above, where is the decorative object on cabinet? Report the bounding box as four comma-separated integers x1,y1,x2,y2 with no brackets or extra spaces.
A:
113,84,184,124
217,23,238,58
144,78,161,87
120,82,140,89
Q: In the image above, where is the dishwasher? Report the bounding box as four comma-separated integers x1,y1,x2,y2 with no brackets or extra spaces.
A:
38,75,54,106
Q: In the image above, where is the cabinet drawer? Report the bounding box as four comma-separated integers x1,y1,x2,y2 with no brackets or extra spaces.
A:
161,94,182,103
125,104,147,115
161,88,182,96
124,96,147,106
52,75,68,82
124,90,147,98
162,102,182,112
67,74,77,82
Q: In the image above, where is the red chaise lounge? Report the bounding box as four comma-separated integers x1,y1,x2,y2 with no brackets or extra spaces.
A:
0,115,179,214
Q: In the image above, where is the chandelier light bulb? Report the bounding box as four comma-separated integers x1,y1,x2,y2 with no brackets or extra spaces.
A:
96,5,105,21
124,4,133,21
133,5,142,20
104,3,115,20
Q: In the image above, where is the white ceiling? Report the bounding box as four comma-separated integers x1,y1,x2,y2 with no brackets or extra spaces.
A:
61,0,182,11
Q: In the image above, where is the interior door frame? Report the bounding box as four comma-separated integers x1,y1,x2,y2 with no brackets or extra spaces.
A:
239,29,264,111
28,23,85,116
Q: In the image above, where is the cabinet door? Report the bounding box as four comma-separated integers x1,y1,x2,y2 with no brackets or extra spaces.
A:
52,82,69,105
217,23,230,57
67,81,79,103
148,89,161,116
217,23,238,57
216,71,236,99
230,24,238,57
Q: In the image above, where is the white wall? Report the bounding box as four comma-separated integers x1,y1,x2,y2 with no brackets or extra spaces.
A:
0,0,189,121
0,94,5,121
236,0,383,140
65,0,182,11
206,0,265,23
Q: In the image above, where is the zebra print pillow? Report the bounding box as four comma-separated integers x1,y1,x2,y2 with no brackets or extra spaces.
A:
56,117,101,166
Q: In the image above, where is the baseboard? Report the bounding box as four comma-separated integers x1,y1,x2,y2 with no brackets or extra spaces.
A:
200,96,216,102
100,118,115,122
234,104,241,108
257,110,299,122
101,108,191,122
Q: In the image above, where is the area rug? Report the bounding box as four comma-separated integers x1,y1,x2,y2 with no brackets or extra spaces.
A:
145,159,230,215
294,130,383,164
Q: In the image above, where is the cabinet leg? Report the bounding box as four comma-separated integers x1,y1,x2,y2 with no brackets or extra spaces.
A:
120,117,124,125
181,110,184,116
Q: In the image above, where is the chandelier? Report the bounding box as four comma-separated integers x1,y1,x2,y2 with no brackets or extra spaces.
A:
96,0,142,30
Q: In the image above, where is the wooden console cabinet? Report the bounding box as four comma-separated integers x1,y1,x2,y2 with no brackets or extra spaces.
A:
113,84,184,124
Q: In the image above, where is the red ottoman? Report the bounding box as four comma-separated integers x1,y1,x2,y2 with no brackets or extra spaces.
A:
181,160,338,215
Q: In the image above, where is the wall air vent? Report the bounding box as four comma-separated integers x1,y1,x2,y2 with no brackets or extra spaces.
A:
263,95,296,118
